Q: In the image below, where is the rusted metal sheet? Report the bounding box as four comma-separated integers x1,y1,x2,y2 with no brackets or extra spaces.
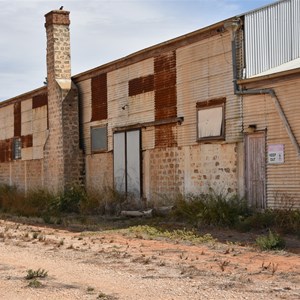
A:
155,123,177,148
154,51,177,121
21,134,33,148
32,93,48,109
196,97,226,108
0,138,12,163
91,73,107,121
129,74,154,96
14,102,21,137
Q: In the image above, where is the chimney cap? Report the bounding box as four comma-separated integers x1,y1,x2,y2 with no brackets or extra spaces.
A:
45,10,70,27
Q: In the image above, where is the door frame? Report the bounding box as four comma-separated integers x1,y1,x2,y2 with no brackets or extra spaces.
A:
113,129,142,198
244,131,267,209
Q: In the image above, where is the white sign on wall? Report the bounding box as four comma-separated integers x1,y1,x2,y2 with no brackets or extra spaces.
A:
268,144,284,164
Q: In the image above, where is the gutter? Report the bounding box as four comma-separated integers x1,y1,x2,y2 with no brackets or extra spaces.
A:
231,29,300,158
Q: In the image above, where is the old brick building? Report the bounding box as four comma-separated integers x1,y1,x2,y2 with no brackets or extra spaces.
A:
1,1,300,209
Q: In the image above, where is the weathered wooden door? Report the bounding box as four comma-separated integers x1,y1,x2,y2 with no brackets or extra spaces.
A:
113,130,141,198
245,132,266,209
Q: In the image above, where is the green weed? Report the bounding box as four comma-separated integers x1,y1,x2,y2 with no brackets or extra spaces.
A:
128,225,215,244
25,268,48,280
256,230,285,251
28,279,43,288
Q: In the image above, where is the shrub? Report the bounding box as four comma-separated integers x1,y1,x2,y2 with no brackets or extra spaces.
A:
171,194,205,225
79,188,105,215
237,210,275,232
237,208,300,234
22,189,58,217
271,208,300,234
59,185,86,214
80,186,127,216
256,230,285,250
172,190,249,227
197,192,249,227
0,183,130,218
0,184,24,214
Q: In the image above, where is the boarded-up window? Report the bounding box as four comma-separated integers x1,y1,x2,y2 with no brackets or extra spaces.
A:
197,98,225,141
91,126,107,152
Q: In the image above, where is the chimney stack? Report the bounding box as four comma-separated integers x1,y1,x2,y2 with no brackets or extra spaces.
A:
43,10,83,192
45,10,71,83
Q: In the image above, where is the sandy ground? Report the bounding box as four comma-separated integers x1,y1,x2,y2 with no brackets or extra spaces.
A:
0,218,299,300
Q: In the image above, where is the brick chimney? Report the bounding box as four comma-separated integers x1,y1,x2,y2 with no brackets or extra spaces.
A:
43,10,83,192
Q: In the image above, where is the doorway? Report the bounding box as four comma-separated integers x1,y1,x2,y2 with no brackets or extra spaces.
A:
245,132,266,209
113,130,141,198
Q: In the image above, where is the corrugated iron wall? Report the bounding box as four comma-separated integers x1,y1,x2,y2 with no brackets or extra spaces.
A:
245,0,300,78
243,75,300,209
177,32,242,144
78,27,242,197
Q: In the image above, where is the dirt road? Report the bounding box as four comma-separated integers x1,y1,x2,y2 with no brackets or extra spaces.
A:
0,219,299,299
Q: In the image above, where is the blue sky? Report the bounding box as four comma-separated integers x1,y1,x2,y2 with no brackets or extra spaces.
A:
0,0,274,101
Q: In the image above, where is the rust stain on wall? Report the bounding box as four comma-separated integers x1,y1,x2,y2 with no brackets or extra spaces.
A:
129,74,154,96
0,139,12,163
154,51,177,120
21,135,33,148
154,51,177,146
32,93,48,109
14,102,21,137
196,97,226,108
91,73,107,121
155,123,177,148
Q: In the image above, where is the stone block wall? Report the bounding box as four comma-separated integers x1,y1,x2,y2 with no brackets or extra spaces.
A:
85,153,113,191
145,143,238,201
0,160,43,191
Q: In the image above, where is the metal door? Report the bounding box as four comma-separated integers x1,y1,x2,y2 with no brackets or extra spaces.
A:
113,130,141,198
245,132,266,209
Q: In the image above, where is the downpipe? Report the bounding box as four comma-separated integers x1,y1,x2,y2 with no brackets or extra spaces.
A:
231,36,300,158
